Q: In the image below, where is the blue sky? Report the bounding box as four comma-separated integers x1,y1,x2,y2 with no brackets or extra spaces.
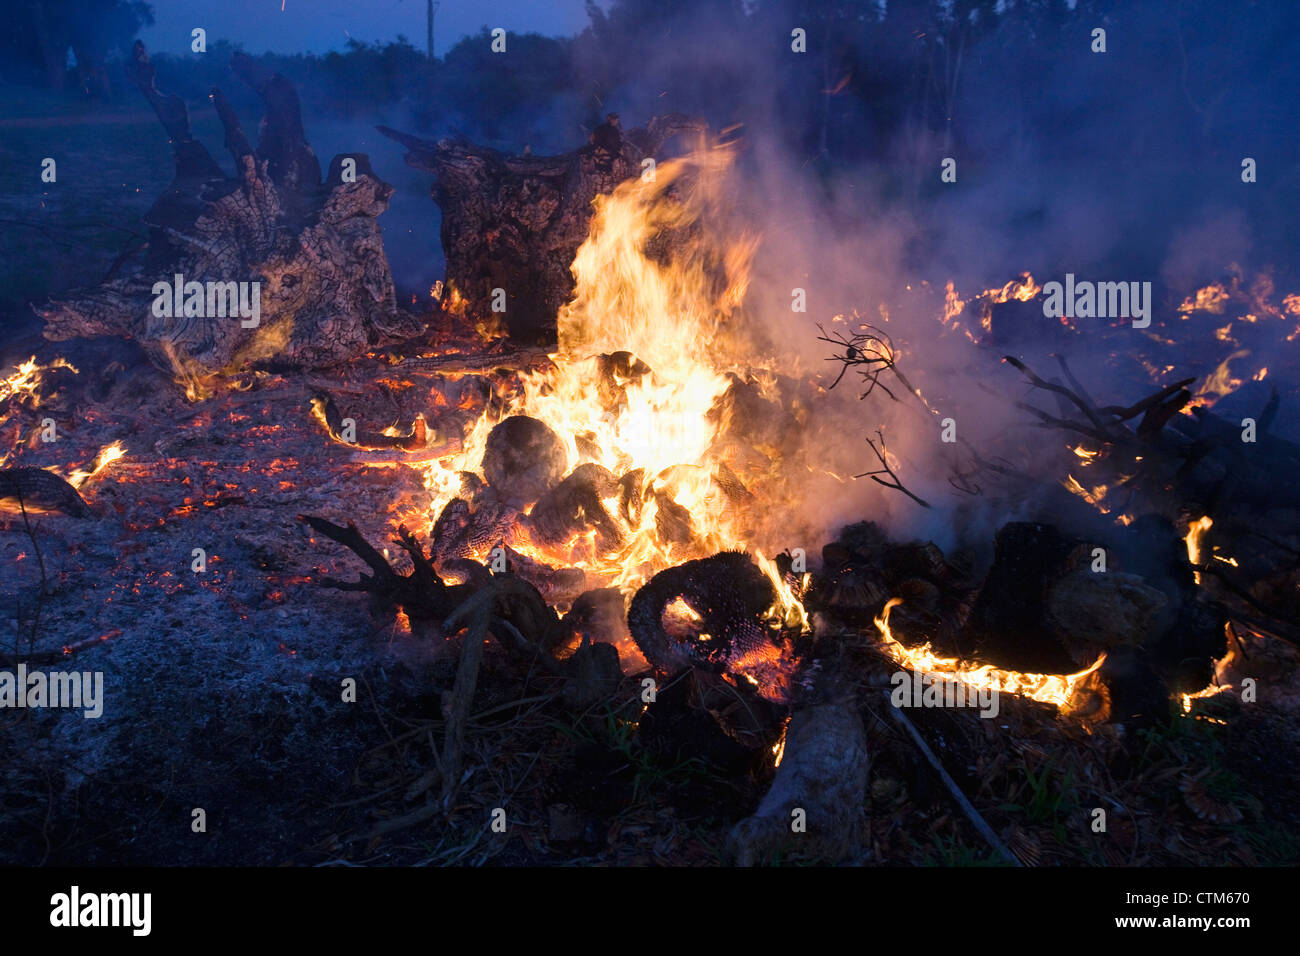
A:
140,0,593,55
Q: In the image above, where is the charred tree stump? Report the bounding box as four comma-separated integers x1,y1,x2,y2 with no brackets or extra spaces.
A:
39,43,418,384
378,114,706,344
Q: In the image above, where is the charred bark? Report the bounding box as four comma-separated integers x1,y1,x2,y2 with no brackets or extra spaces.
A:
378,114,707,344
39,42,419,384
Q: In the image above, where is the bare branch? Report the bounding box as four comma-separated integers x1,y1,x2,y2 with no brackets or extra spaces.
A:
856,430,931,508
817,323,902,401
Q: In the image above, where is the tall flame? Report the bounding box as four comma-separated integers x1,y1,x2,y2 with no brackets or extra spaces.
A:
422,149,780,597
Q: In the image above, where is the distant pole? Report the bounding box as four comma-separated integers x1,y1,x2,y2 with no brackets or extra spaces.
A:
427,0,439,60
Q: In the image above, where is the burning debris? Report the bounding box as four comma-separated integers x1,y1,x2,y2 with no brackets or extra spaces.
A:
5,71,1300,871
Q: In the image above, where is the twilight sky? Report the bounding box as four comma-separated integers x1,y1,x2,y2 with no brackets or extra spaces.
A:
139,0,592,55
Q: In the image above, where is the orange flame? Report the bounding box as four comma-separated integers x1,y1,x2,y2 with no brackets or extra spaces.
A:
422,149,784,598
874,597,1105,710
67,441,126,489
1185,516,1213,584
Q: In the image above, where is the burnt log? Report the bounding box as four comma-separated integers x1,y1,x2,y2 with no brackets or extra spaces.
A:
963,522,1081,674
628,551,798,703
0,468,91,518
481,415,568,507
1003,357,1300,647
562,587,631,647
637,669,777,775
727,701,869,865
378,114,707,344
39,42,418,384
561,639,623,711
500,546,587,606
527,463,622,551
428,496,517,566
961,519,1226,716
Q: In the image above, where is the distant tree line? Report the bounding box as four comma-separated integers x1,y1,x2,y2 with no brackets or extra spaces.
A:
4,0,1298,204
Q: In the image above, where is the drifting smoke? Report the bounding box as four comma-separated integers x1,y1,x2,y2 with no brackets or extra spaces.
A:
550,0,1300,560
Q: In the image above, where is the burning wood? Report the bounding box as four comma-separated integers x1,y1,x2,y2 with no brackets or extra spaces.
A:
7,31,1300,873
0,467,90,517
378,114,707,344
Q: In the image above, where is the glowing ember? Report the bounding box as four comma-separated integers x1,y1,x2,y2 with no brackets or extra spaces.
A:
874,597,1106,711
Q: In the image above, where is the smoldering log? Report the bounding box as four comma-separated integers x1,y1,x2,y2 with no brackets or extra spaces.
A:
628,551,779,675
526,463,623,551
1004,356,1300,647
378,114,706,344
480,416,568,507
429,496,518,566
0,468,91,518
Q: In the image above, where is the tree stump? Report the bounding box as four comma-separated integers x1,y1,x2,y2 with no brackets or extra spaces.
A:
378,114,707,344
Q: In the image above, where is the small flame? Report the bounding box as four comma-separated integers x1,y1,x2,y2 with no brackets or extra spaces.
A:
1190,350,1249,408
757,551,810,634
771,716,791,768
1179,283,1229,315
1182,627,1238,714
0,355,78,406
981,272,1041,304
67,442,126,489
1185,516,1213,584
942,281,965,324
1063,474,1110,513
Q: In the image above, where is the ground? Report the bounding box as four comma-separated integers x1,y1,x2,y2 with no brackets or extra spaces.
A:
2,334,1297,865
